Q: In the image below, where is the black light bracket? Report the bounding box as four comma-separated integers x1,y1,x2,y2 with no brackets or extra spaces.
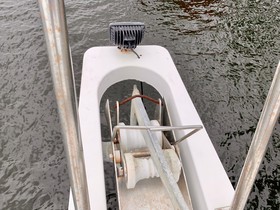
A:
109,22,145,58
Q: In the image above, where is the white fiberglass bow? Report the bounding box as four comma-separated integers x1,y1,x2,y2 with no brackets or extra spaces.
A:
69,45,234,210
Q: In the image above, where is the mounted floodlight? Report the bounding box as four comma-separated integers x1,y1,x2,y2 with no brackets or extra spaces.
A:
109,22,145,49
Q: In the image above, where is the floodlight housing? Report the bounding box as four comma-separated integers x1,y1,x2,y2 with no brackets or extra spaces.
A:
109,22,145,49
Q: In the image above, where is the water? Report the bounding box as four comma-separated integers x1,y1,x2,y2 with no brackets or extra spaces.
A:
1,0,279,209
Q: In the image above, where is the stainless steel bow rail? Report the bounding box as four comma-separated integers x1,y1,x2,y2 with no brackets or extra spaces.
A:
230,61,280,210
38,1,90,210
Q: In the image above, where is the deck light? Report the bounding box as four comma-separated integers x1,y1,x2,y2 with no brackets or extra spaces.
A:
109,22,145,50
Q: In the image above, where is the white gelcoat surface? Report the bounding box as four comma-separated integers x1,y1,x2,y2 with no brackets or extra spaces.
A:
71,46,234,210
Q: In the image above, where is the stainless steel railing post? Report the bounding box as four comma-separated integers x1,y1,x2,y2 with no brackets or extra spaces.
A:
230,61,280,210
38,0,90,209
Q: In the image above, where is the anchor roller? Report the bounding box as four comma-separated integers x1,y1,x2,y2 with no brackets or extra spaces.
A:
124,149,182,189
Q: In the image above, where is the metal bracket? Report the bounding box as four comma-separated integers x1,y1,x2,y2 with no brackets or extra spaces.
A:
111,125,202,145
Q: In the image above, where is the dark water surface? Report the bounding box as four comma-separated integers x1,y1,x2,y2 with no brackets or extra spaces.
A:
1,0,280,209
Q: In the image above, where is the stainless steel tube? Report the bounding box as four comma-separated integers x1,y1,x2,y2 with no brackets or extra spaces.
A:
38,1,90,209
131,87,190,210
230,61,280,210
